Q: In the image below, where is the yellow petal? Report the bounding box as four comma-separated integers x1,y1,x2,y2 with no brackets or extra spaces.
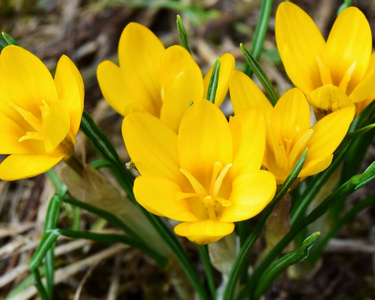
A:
97,60,161,117
0,45,58,115
54,55,84,137
174,220,234,245
323,7,372,89
307,106,355,162
298,155,333,178
134,176,198,222
0,154,63,181
122,112,186,185
220,170,276,222
229,108,266,177
42,99,70,154
160,45,201,96
349,70,375,104
275,2,325,94
264,122,289,184
203,53,235,107
178,101,232,188
271,89,311,146
160,69,204,132
307,84,355,119
229,70,272,118
118,23,164,110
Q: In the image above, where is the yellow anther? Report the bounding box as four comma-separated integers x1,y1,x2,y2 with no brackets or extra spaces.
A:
338,61,356,93
317,57,333,86
180,168,207,195
9,102,43,132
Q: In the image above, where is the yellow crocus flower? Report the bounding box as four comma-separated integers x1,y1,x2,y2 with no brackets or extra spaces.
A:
97,22,235,132
122,100,276,244
230,71,355,184
275,2,375,117
0,46,84,180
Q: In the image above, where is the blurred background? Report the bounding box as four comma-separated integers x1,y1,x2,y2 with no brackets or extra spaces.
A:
0,0,375,299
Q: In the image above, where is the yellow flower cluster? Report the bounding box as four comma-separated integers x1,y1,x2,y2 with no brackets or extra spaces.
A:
0,2,372,245
99,3,367,244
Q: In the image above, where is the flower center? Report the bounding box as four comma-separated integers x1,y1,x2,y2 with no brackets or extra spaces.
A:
9,100,50,143
177,161,232,219
316,56,356,93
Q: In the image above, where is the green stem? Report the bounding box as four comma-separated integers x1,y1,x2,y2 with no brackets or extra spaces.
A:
197,245,216,299
46,169,67,196
42,195,63,299
222,149,308,300
243,0,273,76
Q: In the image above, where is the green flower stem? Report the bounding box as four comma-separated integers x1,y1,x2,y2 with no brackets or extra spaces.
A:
246,161,375,298
240,44,278,105
46,169,68,196
42,195,63,298
243,0,273,76
80,111,208,300
252,232,320,300
222,149,308,300
310,194,375,264
197,245,216,299
32,269,49,300
206,58,221,104
177,15,191,53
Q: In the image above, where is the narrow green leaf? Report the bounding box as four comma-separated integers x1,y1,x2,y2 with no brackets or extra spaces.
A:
256,232,320,299
347,123,375,139
43,194,62,298
62,196,140,242
90,160,112,169
80,110,136,201
2,32,18,46
0,38,8,50
337,0,351,15
253,232,320,299
197,245,216,299
176,15,191,53
29,230,60,271
32,269,49,300
58,229,167,266
247,160,375,298
206,58,221,104
240,44,278,106
243,0,273,76
222,149,308,300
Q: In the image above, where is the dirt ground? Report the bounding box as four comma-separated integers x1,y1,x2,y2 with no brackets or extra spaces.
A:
0,0,374,299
